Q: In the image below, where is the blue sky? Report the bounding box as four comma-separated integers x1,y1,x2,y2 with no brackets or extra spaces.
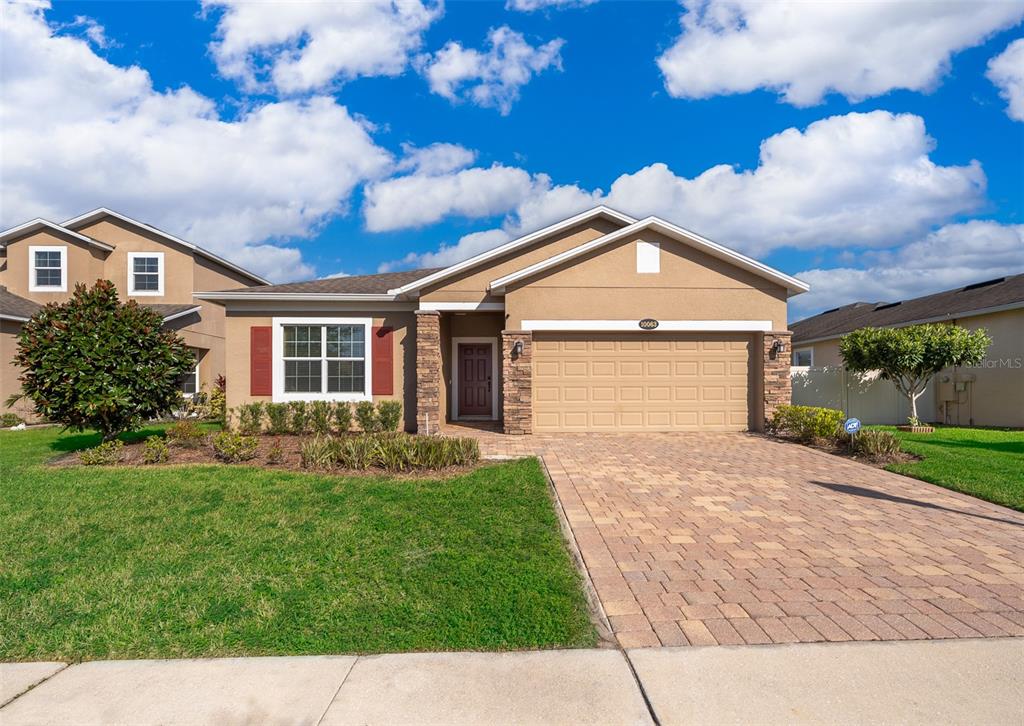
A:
3,0,1023,319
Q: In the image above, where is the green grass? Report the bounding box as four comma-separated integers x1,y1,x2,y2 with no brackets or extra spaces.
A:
871,425,1024,511
0,426,595,662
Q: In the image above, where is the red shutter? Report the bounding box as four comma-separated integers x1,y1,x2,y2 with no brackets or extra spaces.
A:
250,326,272,396
372,326,394,395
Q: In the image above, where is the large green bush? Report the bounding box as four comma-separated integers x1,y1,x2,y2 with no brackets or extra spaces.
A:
12,281,194,440
770,405,845,443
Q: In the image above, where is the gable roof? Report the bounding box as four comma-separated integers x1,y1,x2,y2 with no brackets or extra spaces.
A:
791,273,1024,344
0,218,114,252
195,268,442,301
0,286,203,324
61,208,269,285
385,205,638,296
488,216,810,296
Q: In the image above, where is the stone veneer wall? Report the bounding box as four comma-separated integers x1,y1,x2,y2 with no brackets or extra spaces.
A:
763,330,793,427
501,330,533,435
415,310,441,434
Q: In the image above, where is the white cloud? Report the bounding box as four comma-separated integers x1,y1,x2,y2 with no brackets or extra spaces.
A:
506,0,597,11
379,228,512,272
791,221,1024,318
395,142,477,175
1,0,392,282
987,38,1024,121
657,0,1024,106
418,26,564,114
205,0,442,94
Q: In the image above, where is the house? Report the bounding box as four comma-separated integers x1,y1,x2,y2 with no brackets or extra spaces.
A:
197,207,809,434
0,209,267,420
790,274,1024,428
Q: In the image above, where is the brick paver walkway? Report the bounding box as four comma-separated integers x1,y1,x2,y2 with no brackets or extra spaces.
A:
449,426,1024,647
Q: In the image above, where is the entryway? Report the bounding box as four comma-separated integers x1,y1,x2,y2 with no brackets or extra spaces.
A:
454,339,496,419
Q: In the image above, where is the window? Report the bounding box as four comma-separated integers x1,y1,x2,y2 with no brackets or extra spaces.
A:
274,318,371,400
127,252,164,296
636,240,660,273
28,246,67,292
792,348,813,366
178,364,199,397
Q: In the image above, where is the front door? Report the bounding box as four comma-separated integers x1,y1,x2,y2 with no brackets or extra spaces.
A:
458,343,492,417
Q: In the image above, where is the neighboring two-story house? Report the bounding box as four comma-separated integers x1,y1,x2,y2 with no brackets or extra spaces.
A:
0,209,267,420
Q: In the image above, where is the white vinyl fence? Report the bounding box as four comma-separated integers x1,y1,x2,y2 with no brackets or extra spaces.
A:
790,367,935,425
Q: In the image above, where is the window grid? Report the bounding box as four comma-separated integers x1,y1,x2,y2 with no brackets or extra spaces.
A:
34,250,62,287
132,256,161,292
282,324,366,395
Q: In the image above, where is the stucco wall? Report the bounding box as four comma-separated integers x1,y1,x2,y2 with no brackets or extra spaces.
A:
0,229,106,303
0,320,36,420
503,230,789,330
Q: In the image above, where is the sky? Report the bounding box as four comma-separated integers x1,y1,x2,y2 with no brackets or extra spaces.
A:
1,0,1023,320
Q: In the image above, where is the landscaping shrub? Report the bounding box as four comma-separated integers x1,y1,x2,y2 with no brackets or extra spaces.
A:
354,400,380,433
1,413,23,428
301,436,337,470
331,433,480,471
770,405,845,443
266,442,284,465
335,434,376,470
80,439,124,466
309,401,333,435
211,431,258,463
289,401,309,434
851,430,902,459
235,402,264,435
166,419,206,448
207,377,227,421
266,403,290,435
142,436,170,464
333,402,352,433
377,400,403,432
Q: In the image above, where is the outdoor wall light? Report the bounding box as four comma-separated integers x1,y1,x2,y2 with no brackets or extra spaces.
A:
512,340,524,356
771,339,786,356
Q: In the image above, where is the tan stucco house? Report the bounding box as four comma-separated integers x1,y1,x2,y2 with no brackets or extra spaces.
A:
790,274,1024,428
1,209,267,419
197,207,809,434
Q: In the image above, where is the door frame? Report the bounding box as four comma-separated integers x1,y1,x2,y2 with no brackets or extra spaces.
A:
451,337,499,421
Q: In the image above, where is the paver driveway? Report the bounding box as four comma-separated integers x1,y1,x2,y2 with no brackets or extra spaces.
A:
462,428,1024,648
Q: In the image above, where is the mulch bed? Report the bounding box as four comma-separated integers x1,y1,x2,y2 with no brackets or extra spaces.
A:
52,434,484,479
766,433,921,468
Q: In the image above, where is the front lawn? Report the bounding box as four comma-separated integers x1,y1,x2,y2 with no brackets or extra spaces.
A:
0,426,595,662
873,425,1024,511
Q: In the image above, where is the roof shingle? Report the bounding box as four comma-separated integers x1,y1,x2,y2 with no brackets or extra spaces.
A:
791,273,1024,343
209,267,443,295
0,286,41,320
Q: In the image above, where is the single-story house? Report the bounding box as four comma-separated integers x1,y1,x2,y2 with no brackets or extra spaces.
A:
790,273,1024,428
197,206,809,434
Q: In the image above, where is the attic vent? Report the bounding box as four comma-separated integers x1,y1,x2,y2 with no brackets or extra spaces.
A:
874,301,902,311
961,277,1005,292
822,306,841,315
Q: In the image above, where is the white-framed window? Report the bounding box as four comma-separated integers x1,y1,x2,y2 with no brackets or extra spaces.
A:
127,252,164,296
636,240,660,273
792,347,813,366
271,317,373,401
178,363,199,398
28,245,67,292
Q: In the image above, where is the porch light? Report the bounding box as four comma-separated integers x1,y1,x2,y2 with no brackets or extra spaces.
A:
771,339,786,356
512,340,524,357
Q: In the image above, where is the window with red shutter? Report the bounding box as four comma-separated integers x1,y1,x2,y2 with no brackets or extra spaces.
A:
250,326,272,396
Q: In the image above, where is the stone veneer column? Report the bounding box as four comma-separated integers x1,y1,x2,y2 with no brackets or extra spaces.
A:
415,310,441,434
762,330,793,428
501,330,533,435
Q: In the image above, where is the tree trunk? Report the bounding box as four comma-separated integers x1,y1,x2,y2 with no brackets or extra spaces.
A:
909,393,918,421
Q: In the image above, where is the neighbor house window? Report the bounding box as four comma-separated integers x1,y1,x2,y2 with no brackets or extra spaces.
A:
178,363,199,397
273,318,372,401
792,348,813,366
28,246,67,292
127,252,164,296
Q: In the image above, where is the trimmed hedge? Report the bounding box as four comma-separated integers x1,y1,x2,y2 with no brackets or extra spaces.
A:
301,433,480,473
769,405,845,443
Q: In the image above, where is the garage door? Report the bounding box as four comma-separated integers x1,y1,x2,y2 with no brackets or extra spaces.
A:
533,332,751,432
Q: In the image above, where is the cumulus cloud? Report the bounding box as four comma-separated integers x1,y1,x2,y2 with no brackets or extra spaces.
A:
377,110,985,271
205,0,442,94
1,0,392,282
987,38,1024,121
506,0,597,11
791,221,1024,318
418,26,564,114
657,0,1024,106
395,142,477,175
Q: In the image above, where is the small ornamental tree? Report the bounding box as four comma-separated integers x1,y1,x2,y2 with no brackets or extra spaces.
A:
839,324,990,423
13,280,194,440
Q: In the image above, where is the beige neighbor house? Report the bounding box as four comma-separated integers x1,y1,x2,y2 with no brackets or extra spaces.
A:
0,209,268,420
197,207,809,434
790,274,1024,428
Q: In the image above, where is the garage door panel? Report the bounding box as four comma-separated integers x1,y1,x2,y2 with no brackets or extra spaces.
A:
533,333,750,432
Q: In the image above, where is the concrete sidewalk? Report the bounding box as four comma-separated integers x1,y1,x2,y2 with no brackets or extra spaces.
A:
2,638,1021,725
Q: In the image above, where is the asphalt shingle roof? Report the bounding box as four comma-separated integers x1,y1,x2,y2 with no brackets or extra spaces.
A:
791,273,1024,343
0,286,41,319
212,268,444,295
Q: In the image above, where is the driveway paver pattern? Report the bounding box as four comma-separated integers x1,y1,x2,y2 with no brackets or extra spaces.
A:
453,427,1024,647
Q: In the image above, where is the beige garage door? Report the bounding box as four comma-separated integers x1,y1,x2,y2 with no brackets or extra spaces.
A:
533,332,751,432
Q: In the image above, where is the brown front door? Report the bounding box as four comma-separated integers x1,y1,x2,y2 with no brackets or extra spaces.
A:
458,343,492,417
